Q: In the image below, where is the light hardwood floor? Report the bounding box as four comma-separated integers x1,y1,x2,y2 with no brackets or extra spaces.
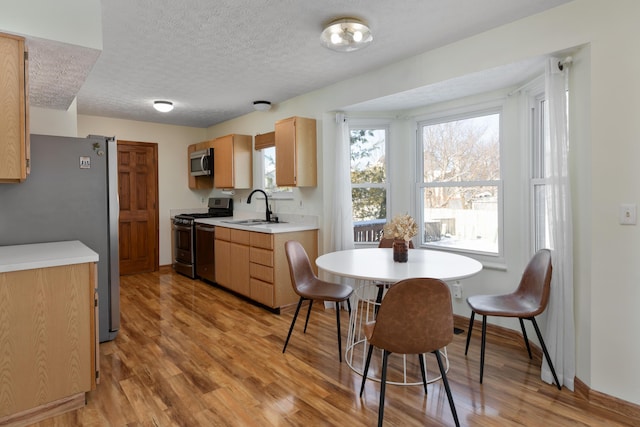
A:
32,267,636,426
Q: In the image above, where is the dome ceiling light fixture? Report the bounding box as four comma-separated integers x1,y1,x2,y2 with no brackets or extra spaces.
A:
253,100,272,111
320,17,372,52
153,100,174,112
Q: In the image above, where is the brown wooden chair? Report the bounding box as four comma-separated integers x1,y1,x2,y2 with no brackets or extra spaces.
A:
464,248,561,390
360,278,459,427
283,240,353,362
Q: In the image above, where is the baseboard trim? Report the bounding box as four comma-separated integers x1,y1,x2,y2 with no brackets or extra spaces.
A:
0,392,85,427
454,314,640,421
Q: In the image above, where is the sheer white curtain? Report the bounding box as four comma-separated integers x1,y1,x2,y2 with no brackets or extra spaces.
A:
328,113,355,253
325,113,354,309
542,57,575,390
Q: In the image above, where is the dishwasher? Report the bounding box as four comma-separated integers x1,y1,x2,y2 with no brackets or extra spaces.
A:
195,223,216,282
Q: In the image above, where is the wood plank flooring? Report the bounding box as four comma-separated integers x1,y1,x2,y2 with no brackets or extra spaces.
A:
32,267,636,426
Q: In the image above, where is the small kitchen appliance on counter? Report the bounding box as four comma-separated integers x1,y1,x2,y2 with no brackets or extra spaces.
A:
172,197,233,279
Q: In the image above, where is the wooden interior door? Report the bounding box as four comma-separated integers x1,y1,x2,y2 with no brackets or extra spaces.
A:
117,141,159,275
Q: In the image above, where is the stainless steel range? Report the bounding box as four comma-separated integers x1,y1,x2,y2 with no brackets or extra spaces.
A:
172,197,233,279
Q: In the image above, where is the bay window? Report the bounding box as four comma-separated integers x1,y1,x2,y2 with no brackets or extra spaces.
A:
417,109,502,255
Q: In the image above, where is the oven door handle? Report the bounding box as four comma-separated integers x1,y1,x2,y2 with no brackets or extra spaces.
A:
173,223,192,232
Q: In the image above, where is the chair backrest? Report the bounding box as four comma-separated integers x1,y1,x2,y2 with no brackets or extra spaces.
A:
368,278,453,354
284,240,317,294
378,238,414,249
514,249,553,316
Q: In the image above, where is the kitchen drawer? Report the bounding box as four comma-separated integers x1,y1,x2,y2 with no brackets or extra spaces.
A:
250,232,273,250
250,262,273,283
250,247,273,267
216,226,231,241
230,229,250,245
250,278,274,307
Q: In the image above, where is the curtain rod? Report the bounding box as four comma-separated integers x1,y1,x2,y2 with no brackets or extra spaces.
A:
558,56,573,71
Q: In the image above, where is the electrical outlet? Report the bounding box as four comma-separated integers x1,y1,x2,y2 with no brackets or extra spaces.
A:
452,283,463,299
620,204,637,225
299,200,303,209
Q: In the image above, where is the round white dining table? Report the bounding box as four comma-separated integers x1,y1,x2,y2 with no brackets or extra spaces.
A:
316,247,483,386
316,247,483,283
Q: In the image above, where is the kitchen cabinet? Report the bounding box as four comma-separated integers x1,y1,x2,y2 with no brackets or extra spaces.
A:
0,242,98,425
187,140,214,189
215,226,318,309
275,116,316,187
0,32,29,183
213,134,252,189
215,226,250,297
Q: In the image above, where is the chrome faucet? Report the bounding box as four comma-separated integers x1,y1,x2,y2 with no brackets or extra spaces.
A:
247,189,272,222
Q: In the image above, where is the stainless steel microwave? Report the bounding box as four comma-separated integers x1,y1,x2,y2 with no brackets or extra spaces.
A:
190,148,213,176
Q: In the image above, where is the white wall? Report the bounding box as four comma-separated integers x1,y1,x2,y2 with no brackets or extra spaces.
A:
25,0,640,405
30,100,79,137
0,0,101,49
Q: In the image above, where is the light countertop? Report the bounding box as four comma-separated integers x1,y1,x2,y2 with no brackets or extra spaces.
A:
0,240,99,273
195,217,318,233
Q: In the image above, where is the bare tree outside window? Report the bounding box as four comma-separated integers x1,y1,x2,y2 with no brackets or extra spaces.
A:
419,112,501,254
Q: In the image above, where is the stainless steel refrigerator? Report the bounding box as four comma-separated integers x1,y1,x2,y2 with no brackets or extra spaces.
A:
0,134,120,342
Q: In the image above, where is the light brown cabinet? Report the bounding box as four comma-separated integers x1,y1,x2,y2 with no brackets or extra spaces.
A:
214,227,250,296
275,116,317,187
0,262,98,424
215,226,318,309
0,32,30,183
188,134,252,190
213,134,252,189
187,140,214,189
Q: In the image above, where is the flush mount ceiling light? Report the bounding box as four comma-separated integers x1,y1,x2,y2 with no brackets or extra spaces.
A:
153,100,174,112
320,17,372,52
253,100,272,111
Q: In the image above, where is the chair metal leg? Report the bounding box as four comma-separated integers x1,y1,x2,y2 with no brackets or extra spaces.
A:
283,297,304,354
378,350,390,427
465,311,475,355
360,343,375,397
519,318,533,359
480,315,487,384
335,301,343,362
434,350,460,427
418,353,428,395
303,299,313,333
530,317,562,390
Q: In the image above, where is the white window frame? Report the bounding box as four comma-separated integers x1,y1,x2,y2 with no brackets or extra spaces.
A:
528,84,549,252
349,120,391,245
415,103,504,257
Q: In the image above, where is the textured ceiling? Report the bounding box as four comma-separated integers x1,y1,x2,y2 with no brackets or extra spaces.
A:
25,0,571,128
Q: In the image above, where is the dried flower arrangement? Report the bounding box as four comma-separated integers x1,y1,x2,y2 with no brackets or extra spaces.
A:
383,214,418,242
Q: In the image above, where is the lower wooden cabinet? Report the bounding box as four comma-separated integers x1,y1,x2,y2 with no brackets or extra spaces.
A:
215,227,318,309
0,262,98,424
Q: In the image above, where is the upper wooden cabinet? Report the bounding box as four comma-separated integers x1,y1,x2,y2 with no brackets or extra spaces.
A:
213,134,252,189
0,32,29,183
187,140,214,189
275,116,317,187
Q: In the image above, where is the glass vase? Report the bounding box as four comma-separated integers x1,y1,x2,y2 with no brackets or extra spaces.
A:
392,239,409,263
